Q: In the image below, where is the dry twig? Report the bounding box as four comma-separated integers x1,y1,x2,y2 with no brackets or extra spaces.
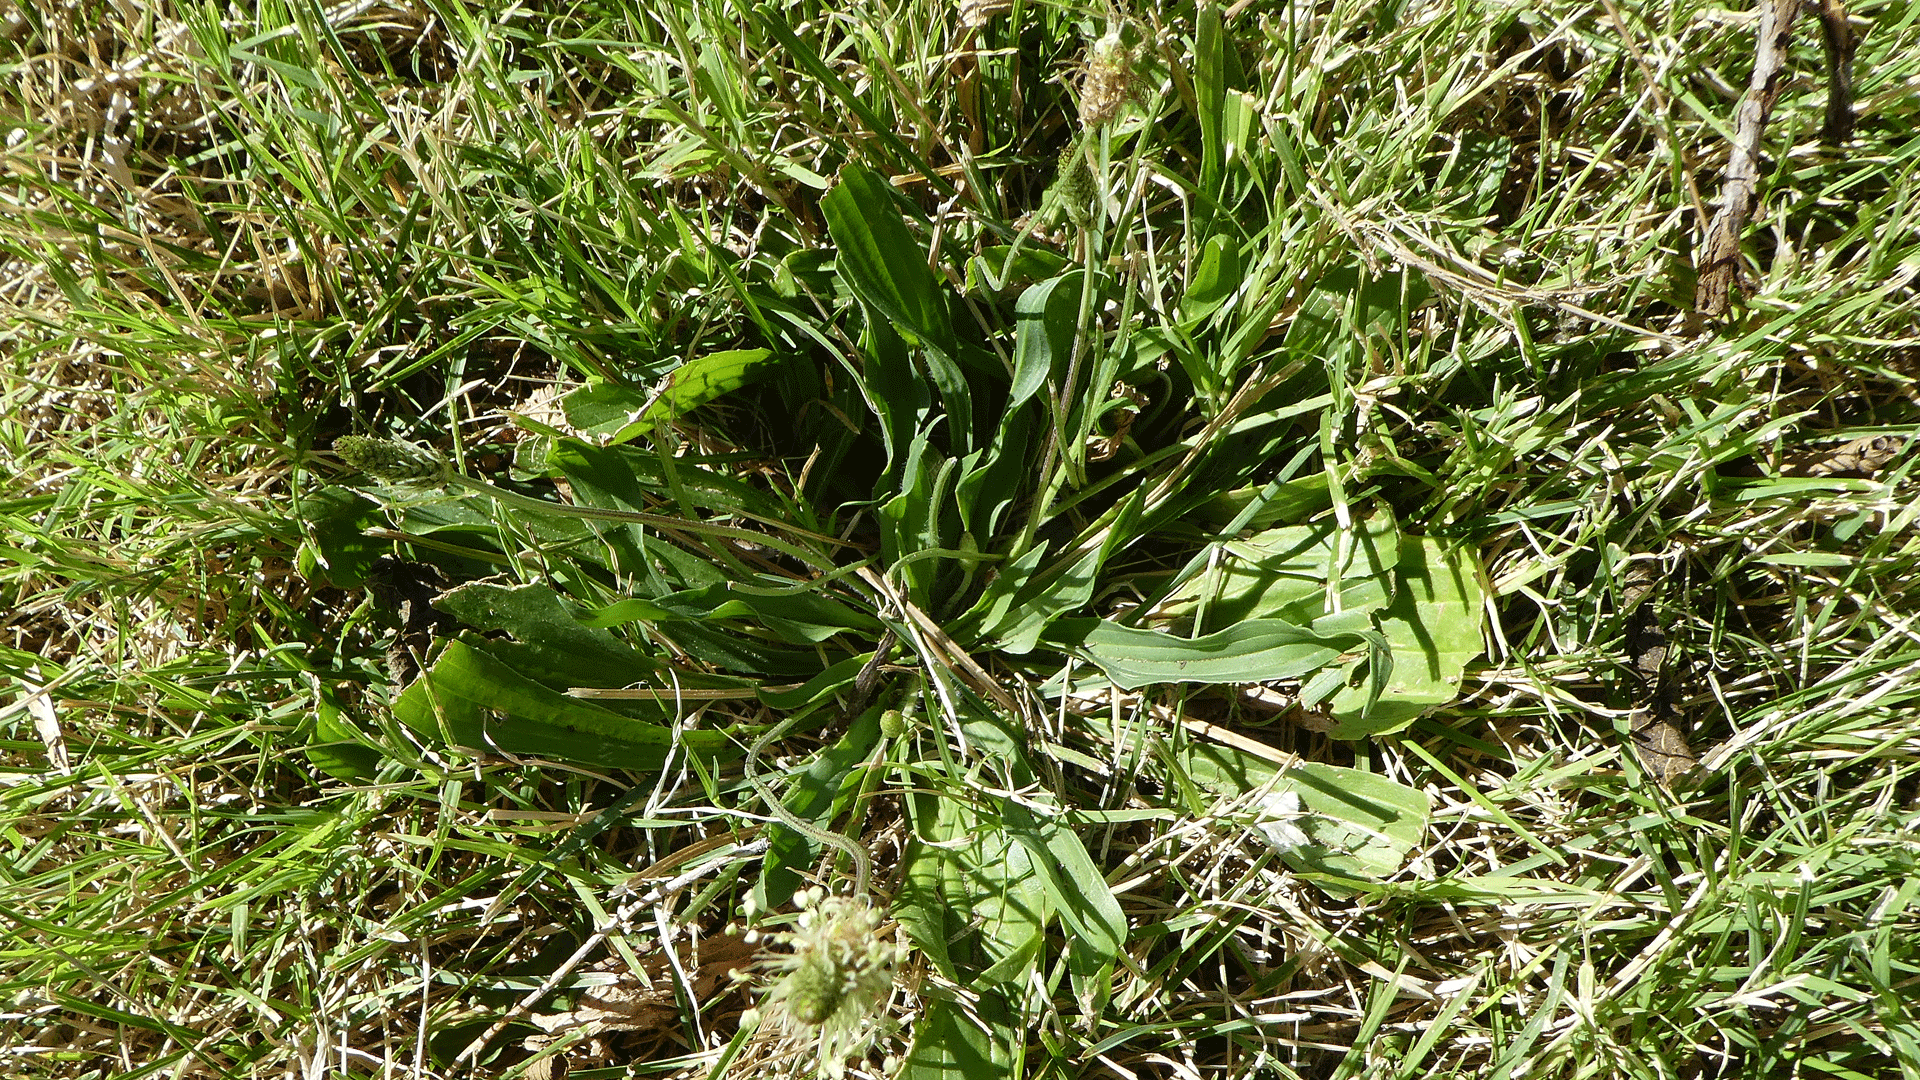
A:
1814,0,1857,143
1695,0,1803,317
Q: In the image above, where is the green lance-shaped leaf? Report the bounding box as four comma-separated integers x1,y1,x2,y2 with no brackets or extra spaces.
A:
434,581,663,690
394,639,737,770
294,485,386,589
1181,233,1243,324
559,348,780,444
823,164,974,457
1049,616,1351,690
901,998,1018,1080
897,790,1047,988
1000,801,1127,965
306,685,383,782
1168,742,1430,886
1154,513,1402,632
1009,272,1081,410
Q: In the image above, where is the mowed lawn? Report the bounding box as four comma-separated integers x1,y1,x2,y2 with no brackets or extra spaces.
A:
3,1,1919,1078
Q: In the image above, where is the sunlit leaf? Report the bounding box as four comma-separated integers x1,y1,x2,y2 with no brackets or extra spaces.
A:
1010,272,1080,409
393,639,737,770
1154,512,1401,631
823,163,974,455
1327,535,1487,738
559,349,781,444
901,998,1018,1080
897,790,1048,989
1001,801,1126,965
1170,742,1429,883
1051,616,1350,690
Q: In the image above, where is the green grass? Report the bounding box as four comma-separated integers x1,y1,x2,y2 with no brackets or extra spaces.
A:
4,0,1920,1077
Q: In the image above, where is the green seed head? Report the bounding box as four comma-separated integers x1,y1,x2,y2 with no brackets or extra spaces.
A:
879,709,908,739
1052,140,1099,223
784,952,846,1025
756,893,897,1074
334,436,453,488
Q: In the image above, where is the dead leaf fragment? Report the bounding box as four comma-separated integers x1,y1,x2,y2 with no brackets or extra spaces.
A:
956,0,1010,30
24,682,68,774
532,934,757,1036
1776,434,1906,478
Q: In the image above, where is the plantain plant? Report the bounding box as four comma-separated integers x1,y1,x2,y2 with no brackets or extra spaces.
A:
303,12,1486,1072
312,165,1481,1072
